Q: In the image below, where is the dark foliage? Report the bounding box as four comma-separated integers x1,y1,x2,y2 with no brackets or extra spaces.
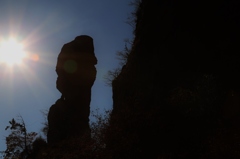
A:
104,39,131,86
4,116,37,159
25,109,111,159
4,0,240,158
40,109,48,138
108,0,240,158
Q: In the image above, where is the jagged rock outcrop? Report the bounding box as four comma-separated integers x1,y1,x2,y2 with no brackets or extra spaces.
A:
47,35,97,144
108,0,240,158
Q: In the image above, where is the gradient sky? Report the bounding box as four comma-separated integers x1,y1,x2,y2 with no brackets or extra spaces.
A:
0,0,134,151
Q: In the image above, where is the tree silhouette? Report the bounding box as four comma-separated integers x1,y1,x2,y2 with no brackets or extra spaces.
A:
104,39,131,86
4,116,37,159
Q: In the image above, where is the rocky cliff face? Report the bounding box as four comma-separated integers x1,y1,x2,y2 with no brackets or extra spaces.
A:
47,35,97,144
109,0,240,158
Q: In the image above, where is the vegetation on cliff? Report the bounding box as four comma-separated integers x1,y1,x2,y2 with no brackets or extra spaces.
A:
3,0,240,158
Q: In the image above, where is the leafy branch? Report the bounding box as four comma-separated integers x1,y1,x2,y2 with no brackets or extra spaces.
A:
4,115,37,159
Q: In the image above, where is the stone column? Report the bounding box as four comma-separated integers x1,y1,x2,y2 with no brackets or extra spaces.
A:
47,35,97,144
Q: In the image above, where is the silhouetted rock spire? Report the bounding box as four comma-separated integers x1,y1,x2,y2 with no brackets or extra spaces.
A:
47,35,97,144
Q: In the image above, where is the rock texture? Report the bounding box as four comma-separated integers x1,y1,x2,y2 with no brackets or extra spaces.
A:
47,35,97,144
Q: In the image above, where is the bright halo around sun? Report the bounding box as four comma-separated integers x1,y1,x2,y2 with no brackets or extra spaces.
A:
0,38,26,66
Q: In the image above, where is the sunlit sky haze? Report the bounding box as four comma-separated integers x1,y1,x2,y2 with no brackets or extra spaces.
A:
0,0,134,151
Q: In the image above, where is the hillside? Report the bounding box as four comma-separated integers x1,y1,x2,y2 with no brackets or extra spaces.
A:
109,0,240,158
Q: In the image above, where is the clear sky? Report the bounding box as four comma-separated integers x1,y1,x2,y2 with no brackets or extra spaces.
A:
0,0,134,150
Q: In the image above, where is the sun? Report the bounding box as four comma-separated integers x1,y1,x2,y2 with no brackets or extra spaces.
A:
0,38,26,66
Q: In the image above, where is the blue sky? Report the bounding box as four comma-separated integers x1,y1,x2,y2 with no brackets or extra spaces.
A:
0,0,134,150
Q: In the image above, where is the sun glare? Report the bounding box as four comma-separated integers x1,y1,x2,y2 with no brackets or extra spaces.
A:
0,38,26,66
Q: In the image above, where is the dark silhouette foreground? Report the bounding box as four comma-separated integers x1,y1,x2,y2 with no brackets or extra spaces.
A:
108,0,240,158
9,0,240,158
47,35,97,144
